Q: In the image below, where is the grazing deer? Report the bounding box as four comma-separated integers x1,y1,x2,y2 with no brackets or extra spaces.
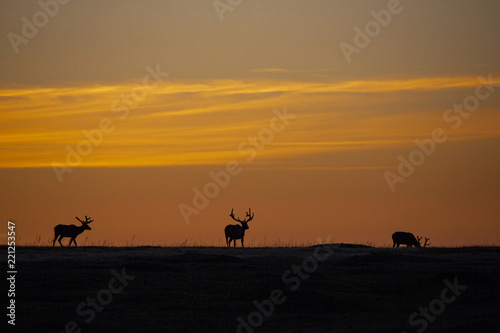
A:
225,208,254,247
53,216,94,247
392,231,421,248
416,236,431,247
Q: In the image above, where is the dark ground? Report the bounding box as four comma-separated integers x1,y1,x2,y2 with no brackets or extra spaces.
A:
4,245,500,332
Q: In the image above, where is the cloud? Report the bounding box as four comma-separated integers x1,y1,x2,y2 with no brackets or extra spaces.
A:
1,76,498,168
247,68,340,74
248,68,289,73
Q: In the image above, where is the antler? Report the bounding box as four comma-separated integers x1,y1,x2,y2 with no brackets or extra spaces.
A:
417,236,431,247
76,215,94,224
245,208,254,223
229,208,254,223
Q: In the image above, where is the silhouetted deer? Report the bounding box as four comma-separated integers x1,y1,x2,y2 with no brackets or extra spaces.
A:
392,231,421,248
53,216,94,247
225,208,254,247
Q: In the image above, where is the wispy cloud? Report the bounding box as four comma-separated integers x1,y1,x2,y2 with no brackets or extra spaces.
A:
247,68,340,74
248,68,289,73
1,76,498,168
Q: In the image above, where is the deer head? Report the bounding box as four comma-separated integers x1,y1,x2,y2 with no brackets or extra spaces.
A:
416,236,431,247
229,208,254,229
76,215,94,230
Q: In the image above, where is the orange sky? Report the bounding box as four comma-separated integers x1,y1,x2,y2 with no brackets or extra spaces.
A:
1,0,499,246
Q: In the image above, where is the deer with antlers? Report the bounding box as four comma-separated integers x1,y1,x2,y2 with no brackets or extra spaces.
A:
392,231,431,248
53,216,94,247
225,208,254,247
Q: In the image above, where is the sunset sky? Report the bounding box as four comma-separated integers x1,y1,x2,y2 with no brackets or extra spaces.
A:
1,0,499,246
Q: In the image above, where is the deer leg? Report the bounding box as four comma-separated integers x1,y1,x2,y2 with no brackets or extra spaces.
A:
73,238,78,247
58,236,64,247
53,234,58,247
241,238,244,248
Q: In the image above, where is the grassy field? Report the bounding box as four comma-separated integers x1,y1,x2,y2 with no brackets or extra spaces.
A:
5,245,500,332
